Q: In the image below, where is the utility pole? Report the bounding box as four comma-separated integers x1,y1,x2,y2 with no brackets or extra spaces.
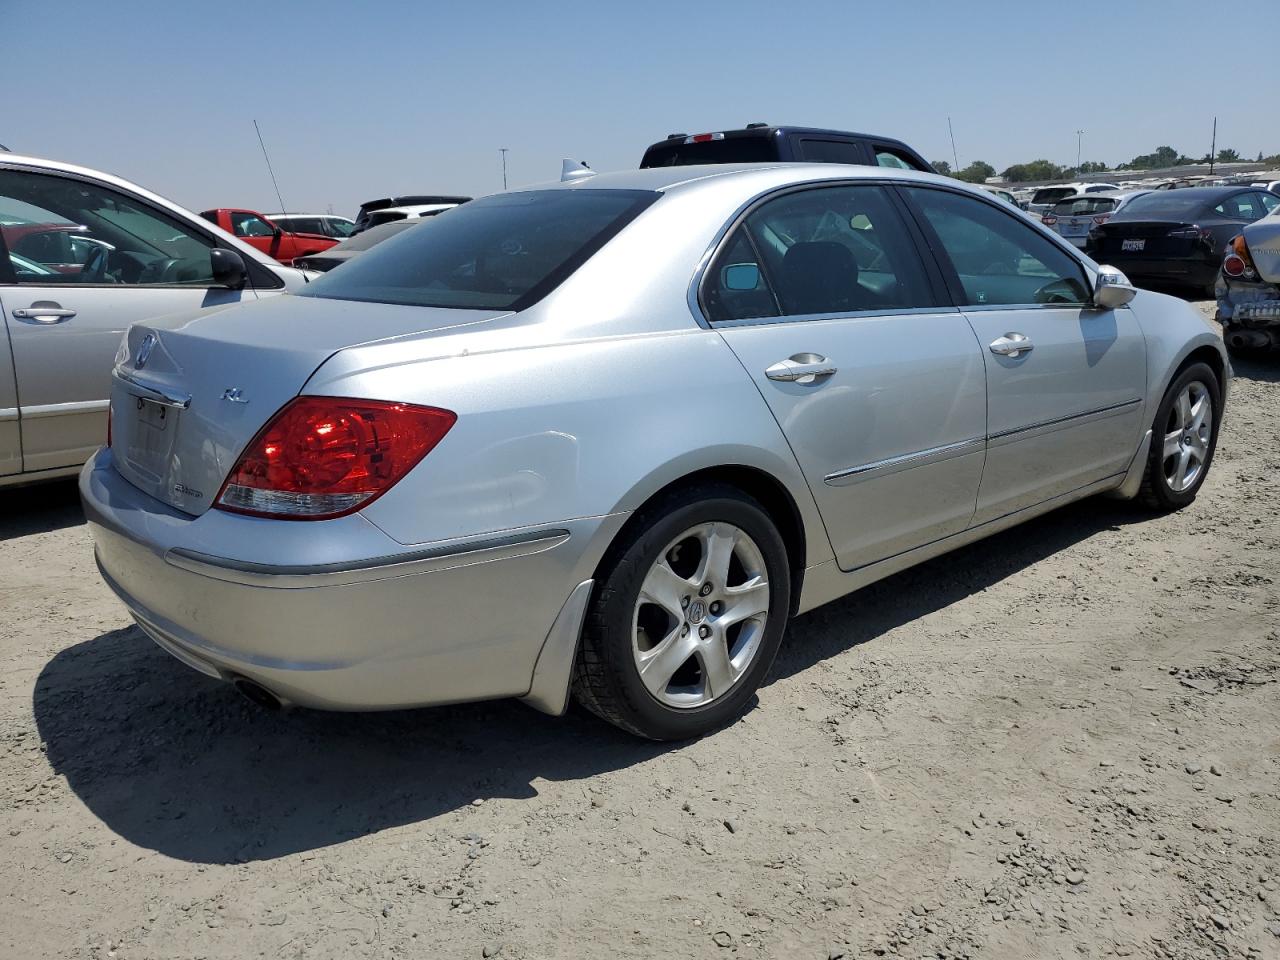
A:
947,117,959,173
499,148,509,190
1076,129,1084,169
1208,117,1217,174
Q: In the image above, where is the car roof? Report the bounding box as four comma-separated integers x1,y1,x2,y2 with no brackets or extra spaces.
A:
1149,186,1258,199
517,163,961,198
269,212,350,220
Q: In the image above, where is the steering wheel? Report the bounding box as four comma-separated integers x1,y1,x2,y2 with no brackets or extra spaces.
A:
1033,279,1083,304
79,245,110,283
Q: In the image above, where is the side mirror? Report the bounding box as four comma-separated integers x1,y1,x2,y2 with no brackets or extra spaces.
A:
1093,267,1136,308
721,262,761,291
210,248,247,290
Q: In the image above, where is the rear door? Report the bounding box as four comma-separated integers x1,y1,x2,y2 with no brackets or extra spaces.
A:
902,185,1147,523
0,166,267,473
703,182,987,571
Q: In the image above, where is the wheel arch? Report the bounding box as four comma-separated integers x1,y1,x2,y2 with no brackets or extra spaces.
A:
595,461,822,617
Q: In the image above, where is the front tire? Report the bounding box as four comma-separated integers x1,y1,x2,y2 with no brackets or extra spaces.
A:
1138,362,1221,511
572,484,791,740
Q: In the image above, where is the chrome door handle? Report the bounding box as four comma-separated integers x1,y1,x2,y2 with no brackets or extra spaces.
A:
765,354,837,383
13,302,76,324
989,333,1033,357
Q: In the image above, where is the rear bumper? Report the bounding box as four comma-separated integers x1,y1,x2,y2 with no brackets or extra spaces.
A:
1101,256,1217,287
81,448,620,711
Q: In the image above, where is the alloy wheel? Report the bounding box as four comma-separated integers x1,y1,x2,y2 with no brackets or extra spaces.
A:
1162,381,1213,493
632,522,771,709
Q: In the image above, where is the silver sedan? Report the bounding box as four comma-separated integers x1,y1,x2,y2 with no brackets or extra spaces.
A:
82,163,1228,740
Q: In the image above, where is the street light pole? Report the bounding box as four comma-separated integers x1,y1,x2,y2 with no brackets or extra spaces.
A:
1076,129,1084,169
499,148,509,191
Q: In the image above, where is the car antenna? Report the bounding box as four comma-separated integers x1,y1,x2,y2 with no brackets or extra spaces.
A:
560,159,595,183
253,119,288,215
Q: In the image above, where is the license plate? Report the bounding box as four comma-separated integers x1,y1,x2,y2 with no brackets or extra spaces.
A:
125,398,178,482
1062,219,1086,234
1121,239,1146,252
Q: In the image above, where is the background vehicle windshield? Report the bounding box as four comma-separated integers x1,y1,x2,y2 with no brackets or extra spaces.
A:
300,189,657,310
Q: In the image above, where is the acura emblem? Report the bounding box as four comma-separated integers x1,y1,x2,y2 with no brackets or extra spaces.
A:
135,333,157,369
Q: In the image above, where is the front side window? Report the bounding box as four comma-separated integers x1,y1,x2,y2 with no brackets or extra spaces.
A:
874,148,916,170
0,169,215,285
735,184,935,317
229,211,276,237
300,189,657,311
905,187,1090,307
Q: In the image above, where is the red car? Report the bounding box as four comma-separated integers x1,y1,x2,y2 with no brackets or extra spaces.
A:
199,208,338,265
0,221,99,274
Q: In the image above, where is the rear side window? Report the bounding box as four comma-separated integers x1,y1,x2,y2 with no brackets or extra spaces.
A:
725,184,936,317
1214,193,1261,220
702,230,779,322
905,187,1090,307
284,217,326,234
640,137,777,167
300,189,657,311
1031,187,1077,205
799,139,865,164
874,148,917,170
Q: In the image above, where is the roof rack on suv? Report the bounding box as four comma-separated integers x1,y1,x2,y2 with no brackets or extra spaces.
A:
639,124,932,172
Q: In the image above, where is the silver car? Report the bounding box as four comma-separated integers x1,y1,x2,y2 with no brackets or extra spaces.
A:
0,154,310,487
82,164,1229,740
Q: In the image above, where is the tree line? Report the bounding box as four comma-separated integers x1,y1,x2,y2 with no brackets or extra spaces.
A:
931,147,1279,183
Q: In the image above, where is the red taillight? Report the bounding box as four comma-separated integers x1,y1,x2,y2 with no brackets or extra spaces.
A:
1041,215,1058,226
1223,234,1257,280
684,132,725,144
215,397,456,520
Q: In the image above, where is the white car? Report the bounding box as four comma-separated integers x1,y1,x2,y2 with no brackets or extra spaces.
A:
0,153,310,487
265,213,356,239
360,203,464,230
1025,183,1117,217
1041,191,1150,248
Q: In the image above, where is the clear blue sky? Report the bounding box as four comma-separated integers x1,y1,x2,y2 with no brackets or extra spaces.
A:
3,0,1269,216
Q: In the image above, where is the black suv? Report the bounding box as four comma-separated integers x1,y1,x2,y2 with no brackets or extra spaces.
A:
639,124,933,172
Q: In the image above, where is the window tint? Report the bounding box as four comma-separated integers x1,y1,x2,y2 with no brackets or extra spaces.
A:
326,218,355,237
1258,192,1280,214
282,217,325,235
703,229,778,322
300,189,656,311
874,149,915,170
0,169,215,285
1051,196,1116,216
229,212,276,237
799,139,864,164
739,184,935,317
639,137,776,167
906,187,1089,307
1031,187,1077,205
1214,194,1260,220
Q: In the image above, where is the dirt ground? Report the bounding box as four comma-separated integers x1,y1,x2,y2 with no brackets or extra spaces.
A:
2,305,1277,960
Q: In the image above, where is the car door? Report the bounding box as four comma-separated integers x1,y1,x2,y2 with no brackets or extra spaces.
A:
0,256,20,476
0,166,265,474
703,182,987,571
901,185,1147,524
226,210,289,262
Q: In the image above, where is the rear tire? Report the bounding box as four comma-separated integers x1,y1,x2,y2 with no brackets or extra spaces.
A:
1138,362,1221,511
572,484,791,740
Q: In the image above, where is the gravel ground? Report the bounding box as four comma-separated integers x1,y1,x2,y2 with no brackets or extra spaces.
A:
2,305,1277,960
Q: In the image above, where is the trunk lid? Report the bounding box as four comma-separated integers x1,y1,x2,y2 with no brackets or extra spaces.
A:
109,294,509,515
1244,215,1280,283
1091,220,1202,258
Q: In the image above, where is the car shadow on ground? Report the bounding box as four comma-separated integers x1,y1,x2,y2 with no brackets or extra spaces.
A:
33,496,1150,864
0,478,83,541
1230,355,1280,384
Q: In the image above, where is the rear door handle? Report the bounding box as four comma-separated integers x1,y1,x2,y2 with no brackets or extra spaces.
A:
765,354,838,383
989,333,1033,357
13,301,76,324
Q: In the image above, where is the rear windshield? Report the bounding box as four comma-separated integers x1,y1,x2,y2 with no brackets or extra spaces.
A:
1051,197,1116,215
1031,187,1077,205
641,136,777,167
300,189,657,311
1119,193,1208,217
